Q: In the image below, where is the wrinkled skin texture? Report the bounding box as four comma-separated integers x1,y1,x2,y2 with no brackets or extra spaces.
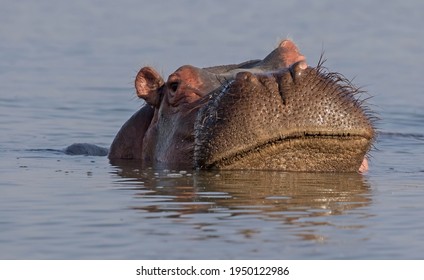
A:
109,40,375,172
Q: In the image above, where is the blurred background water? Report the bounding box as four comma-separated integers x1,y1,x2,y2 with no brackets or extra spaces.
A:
0,0,423,259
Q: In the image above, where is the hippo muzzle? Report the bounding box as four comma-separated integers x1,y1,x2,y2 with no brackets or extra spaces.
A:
194,61,375,171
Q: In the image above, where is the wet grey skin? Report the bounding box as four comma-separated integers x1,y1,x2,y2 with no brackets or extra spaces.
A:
194,61,375,172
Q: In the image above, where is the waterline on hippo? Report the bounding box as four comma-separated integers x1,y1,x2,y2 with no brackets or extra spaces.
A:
108,39,375,172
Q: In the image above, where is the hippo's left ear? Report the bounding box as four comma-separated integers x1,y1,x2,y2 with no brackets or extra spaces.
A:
135,67,165,107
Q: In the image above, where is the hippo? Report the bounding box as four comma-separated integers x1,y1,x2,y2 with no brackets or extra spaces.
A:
108,40,375,172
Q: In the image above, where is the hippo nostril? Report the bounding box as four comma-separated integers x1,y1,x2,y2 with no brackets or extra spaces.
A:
235,71,256,82
289,60,307,82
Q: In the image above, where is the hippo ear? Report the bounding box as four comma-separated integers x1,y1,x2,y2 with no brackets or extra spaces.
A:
261,39,307,69
277,40,307,67
135,67,165,107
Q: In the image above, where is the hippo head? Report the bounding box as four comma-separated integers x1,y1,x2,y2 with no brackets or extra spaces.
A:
109,40,375,172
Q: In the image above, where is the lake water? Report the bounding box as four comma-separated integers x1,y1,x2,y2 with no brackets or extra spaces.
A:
1,0,423,259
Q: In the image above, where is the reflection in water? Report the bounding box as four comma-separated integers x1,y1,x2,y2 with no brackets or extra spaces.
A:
111,161,372,243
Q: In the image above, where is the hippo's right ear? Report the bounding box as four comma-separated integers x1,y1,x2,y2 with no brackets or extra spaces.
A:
135,67,165,107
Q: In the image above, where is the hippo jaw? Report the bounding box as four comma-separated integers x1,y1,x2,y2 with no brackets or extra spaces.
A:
195,133,372,172
194,62,375,172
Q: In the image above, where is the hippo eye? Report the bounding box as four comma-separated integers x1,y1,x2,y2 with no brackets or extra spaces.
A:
169,82,179,92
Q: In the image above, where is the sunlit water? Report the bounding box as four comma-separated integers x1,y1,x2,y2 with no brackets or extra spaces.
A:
1,0,423,259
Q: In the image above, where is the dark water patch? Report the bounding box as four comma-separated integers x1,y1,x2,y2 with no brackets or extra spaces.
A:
22,144,109,157
25,148,64,154
380,131,424,140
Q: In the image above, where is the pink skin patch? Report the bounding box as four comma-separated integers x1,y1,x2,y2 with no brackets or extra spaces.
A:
359,158,368,173
279,40,307,67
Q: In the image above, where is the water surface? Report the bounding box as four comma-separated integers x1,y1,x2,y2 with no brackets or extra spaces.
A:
1,0,423,259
